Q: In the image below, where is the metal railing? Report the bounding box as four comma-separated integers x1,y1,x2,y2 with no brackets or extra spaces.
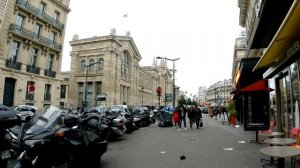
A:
5,59,22,70
44,69,56,78
10,24,62,51
44,93,51,101
26,65,40,75
15,0,64,30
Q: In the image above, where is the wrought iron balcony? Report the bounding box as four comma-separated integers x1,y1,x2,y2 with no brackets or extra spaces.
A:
44,93,51,101
44,69,56,78
5,59,22,70
15,0,64,30
9,24,62,51
26,65,40,75
26,93,34,100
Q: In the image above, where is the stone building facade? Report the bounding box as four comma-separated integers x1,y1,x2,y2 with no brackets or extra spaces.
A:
205,79,232,105
0,0,70,110
67,30,174,108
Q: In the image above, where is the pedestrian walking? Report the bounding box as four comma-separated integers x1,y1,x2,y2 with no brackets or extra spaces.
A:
194,106,203,129
208,106,213,118
188,106,196,129
177,104,187,131
218,106,225,120
173,107,180,128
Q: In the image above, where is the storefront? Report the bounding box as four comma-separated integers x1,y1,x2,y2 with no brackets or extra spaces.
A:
233,58,270,131
253,0,300,134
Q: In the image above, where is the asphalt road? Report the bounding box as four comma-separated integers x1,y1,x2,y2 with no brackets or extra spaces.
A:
100,115,282,168
7,115,293,168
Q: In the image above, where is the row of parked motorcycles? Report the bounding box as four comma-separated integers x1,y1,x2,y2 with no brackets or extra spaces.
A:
0,105,158,168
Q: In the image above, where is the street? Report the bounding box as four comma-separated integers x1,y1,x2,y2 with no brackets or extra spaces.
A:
100,115,279,168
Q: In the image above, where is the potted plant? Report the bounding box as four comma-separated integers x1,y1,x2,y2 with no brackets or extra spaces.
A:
227,100,237,125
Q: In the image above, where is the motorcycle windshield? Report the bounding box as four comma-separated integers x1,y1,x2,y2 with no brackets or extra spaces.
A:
30,106,64,131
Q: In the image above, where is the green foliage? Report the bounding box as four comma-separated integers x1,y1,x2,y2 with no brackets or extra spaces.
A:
227,101,237,117
177,95,198,106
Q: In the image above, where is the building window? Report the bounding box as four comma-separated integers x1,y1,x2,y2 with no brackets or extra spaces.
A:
48,54,54,71
59,102,64,108
49,31,56,43
89,59,95,71
122,51,130,79
30,48,38,67
34,23,42,38
16,15,25,29
98,58,104,70
38,2,46,15
80,60,86,72
60,85,66,98
10,41,20,62
44,84,51,101
53,11,60,21
26,81,35,100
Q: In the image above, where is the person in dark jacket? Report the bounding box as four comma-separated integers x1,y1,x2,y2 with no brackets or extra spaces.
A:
194,106,203,129
188,106,196,129
177,104,187,131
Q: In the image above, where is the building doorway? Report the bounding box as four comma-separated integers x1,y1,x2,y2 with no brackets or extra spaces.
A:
3,77,16,106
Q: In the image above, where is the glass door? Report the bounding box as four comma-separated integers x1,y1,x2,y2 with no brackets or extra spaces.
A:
276,73,292,133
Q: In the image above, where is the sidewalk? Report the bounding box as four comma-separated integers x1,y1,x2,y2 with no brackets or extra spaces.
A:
202,114,293,168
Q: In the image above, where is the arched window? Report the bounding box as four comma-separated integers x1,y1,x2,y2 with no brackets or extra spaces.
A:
122,51,130,79
98,58,104,70
80,60,86,72
89,59,95,71
122,51,130,65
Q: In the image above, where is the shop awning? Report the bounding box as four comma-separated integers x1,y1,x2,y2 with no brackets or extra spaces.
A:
239,79,273,92
253,0,300,70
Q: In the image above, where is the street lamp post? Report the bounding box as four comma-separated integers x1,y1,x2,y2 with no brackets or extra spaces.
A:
83,61,101,108
156,57,180,109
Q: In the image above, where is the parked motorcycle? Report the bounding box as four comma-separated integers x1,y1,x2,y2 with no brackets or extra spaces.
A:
13,105,108,168
132,107,151,127
0,104,20,168
150,110,157,124
102,110,126,140
122,111,136,134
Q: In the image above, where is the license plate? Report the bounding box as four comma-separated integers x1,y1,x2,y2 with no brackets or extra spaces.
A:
1,150,11,159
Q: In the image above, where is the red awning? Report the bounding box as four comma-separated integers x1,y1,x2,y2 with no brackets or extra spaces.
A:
239,79,274,92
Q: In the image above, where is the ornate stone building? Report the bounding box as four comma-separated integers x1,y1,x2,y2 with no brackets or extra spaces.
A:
67,30,174,108
0,0,70,109
205,79,233,105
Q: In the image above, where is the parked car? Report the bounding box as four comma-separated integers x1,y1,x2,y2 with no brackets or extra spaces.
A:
13,105,37,111
12,105,37,122
200,107,208,114
110,105,127,113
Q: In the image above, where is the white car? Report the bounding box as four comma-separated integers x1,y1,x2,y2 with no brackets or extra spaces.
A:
13,105,37,122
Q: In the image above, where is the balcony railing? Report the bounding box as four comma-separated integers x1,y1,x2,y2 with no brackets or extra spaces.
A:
26,93,34,100
44,93,51,101
9,24,62,51
26,65,40,75
5,59,22,70
15,0,64,30
44,69,56,78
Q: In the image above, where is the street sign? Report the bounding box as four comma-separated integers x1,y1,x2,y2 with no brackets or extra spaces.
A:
28,85,35,94
165,93,172,101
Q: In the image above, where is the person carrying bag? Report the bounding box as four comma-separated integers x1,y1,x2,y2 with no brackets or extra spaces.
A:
194,105,203,129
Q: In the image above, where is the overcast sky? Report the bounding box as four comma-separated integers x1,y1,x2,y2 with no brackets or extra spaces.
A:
62,0,243,95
